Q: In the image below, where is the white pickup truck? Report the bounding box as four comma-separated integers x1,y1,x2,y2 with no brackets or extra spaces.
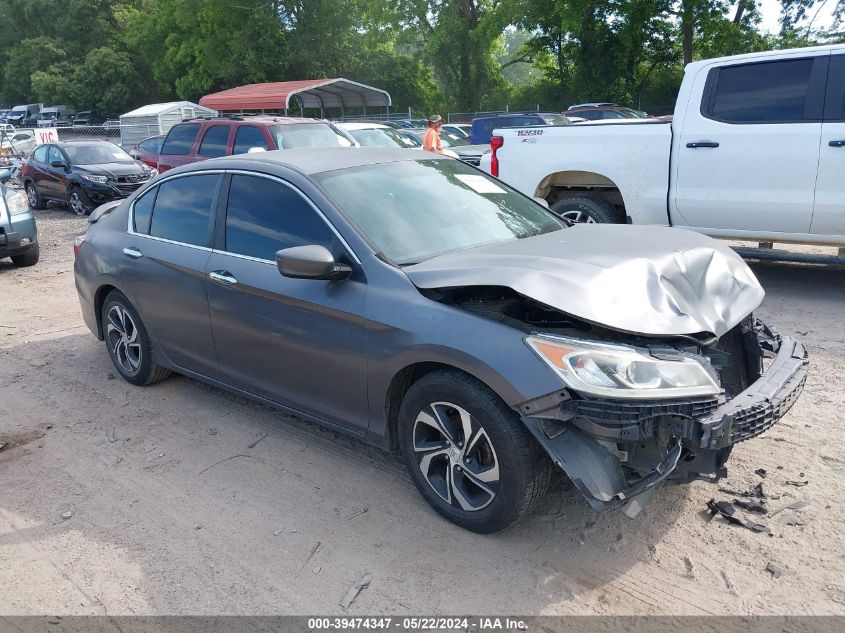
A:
481,44,845,247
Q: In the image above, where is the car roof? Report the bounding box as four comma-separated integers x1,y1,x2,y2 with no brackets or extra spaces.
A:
180,115,327,126
335,121,389,130
568,102,617,109
53,139,117,148
179,147,448,176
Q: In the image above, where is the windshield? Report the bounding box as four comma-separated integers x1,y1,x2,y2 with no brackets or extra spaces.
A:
268,124,351,149
440,133,468,147
41,112,57,119
11,107,26,114
314,159,562,265
348,127,418,148
539,114,571,126
65,144,134,164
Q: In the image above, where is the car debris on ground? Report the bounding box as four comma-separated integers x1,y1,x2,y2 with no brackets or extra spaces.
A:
339,573,372,609
769,500,810,517
706,499,772,534
733,498,767,514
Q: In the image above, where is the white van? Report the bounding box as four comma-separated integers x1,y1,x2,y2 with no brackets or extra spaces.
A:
37,105,74,127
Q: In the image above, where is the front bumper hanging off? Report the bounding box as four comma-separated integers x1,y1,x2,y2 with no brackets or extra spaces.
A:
520,331,809,514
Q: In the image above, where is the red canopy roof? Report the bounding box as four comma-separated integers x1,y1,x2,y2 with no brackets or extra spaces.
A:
199,78,392,112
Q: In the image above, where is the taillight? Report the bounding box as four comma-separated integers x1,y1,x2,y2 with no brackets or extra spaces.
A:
490,135,504,177
73,233,86,258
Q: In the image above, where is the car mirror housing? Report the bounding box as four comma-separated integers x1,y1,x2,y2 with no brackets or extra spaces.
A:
0,168,10,183
50,160,66,169
275,245,352,281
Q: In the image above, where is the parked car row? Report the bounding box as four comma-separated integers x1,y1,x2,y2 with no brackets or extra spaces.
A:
0,103,111,128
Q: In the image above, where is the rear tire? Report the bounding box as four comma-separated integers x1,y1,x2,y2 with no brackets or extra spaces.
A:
398,369,552,533
101,290,171,386
550,195,619,224
11,243,39,267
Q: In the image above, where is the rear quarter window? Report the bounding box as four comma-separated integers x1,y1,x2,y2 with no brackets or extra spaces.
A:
161,123,200,155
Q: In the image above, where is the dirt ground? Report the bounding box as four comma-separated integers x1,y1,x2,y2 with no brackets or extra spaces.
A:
1,206,844,616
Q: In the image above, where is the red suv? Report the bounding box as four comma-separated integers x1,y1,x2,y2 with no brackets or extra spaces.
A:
156,116,353,173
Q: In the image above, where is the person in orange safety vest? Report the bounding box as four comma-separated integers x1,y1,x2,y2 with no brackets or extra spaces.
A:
422,115,444,153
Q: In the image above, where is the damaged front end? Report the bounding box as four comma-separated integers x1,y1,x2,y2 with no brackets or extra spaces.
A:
518,318,808,516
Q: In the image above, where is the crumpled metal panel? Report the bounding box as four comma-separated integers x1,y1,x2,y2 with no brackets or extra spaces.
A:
404,225,764,337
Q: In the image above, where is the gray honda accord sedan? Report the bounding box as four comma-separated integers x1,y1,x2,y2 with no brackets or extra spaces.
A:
74,148,807,533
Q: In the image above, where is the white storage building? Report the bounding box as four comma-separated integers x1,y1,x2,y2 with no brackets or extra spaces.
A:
119,101,217,147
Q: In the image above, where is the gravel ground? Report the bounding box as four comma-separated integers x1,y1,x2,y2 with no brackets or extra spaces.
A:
0,208,843,616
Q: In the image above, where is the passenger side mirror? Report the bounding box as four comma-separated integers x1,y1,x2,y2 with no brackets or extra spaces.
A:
0,168,10,183
533,197,549,209
275,245,352,281
51,160,67,169
247,147,266,154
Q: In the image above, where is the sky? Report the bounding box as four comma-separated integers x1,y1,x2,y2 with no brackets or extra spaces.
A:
757,0,839,34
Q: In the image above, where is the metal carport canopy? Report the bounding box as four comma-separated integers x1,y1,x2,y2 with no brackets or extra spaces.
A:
198,78,392,111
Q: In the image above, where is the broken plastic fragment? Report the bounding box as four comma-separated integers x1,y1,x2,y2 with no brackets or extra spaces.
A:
733,498,767,514
706,499,772,534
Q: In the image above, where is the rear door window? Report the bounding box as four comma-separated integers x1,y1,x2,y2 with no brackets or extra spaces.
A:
224,175,335,261
233,126,269,155
706,58,819,123
198,125,230,157
148,174,220,246
161,123,200,155
32,146,48,163
824,54,845,121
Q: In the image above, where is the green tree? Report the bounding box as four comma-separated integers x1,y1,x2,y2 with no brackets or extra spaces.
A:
2,36,68,103
73,47,141,116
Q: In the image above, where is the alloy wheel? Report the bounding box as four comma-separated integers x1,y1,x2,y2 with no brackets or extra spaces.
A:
26,185,38,208
557,209,597,224
68,191,87,215
412,401,500,512
105,305,142,374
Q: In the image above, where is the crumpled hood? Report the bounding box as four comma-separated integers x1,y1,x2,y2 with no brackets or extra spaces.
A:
404,225,764,338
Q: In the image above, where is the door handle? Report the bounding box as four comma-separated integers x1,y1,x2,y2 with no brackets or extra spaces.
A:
686,141,720,149
209,270,237,285
829,140,845,147
122,247,142,259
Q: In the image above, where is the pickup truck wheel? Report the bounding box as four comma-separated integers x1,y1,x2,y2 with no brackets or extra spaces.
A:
25,182,45,210
398,369,552,533
101,290,171,386
11,243,39,267
551,195,619,224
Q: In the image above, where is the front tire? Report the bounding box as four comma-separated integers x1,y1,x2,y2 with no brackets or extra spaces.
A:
67,186,93,216
11,243,39,267
101,290,171,386
26,182,45,210
550,195,619,224
398,370,551,533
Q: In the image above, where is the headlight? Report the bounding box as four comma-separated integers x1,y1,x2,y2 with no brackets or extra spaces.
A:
5,190,30,215
81,174,108,184
526,335,720,399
